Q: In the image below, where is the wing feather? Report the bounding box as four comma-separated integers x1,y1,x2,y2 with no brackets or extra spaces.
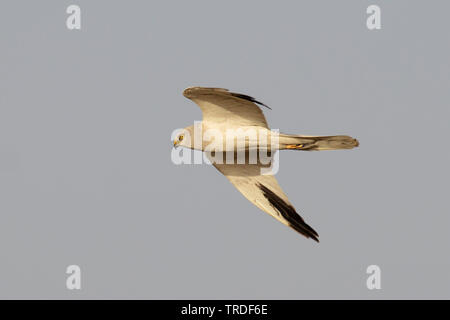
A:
183,87,270,129
212,162,319,242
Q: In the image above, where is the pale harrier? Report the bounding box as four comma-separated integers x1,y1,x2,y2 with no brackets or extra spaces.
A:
173,87,359,242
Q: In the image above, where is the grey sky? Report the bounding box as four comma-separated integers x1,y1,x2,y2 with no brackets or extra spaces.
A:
0,0,449,299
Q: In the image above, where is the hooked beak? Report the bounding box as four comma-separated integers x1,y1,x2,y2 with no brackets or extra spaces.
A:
173,140,179,147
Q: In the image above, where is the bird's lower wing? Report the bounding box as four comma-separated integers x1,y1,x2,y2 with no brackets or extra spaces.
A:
212,162,319,242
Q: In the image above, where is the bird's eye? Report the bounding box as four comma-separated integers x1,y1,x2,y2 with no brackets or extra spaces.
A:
179,135,184,142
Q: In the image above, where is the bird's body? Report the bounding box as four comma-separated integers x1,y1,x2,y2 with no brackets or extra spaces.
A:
173,87,359,242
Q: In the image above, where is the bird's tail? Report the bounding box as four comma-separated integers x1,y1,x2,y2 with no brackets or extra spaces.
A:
279,134,359,151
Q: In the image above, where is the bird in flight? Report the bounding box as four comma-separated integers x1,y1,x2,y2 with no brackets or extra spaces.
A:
173,87,359,242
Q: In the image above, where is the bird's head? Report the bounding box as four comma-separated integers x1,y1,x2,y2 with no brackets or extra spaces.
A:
172,125,195,149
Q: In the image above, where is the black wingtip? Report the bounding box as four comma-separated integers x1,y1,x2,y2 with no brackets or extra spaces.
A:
258,183,319,242
230,92,272,110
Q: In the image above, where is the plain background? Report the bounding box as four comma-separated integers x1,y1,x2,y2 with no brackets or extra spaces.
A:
0,0,449,299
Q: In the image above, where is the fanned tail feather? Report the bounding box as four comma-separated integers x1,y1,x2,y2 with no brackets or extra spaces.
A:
280,134,359,151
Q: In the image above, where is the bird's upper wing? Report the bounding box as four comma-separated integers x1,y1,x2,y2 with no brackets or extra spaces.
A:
183,87,270,129
212,160,319,242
